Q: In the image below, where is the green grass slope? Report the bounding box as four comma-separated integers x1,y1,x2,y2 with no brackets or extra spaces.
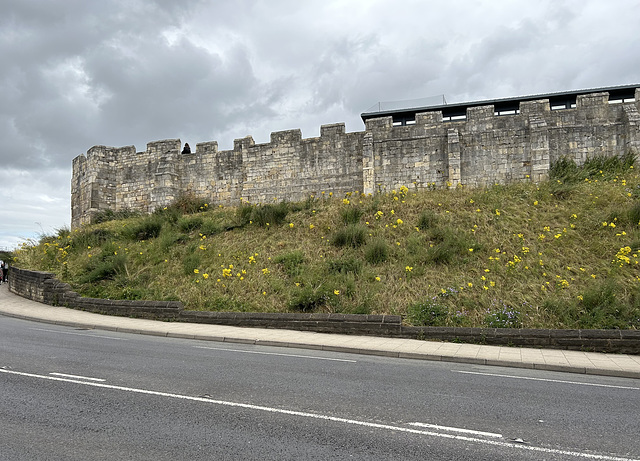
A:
14,154,640,330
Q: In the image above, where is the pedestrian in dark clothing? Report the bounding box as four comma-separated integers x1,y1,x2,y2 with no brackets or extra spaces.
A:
181,143,191,155
0,262,6,284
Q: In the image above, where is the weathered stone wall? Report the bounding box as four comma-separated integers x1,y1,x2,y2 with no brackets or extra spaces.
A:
365,91,640,192
71,88,640,228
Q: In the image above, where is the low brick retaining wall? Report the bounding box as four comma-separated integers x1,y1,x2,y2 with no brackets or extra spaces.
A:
9,267,182,320
8,267,640,354
179,311,402,336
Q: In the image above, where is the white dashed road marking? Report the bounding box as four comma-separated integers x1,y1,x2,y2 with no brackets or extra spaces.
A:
1,367,637,461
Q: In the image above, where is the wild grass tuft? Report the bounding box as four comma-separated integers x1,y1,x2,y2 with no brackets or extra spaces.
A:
424,227,479,265
274,251,305,277
178,216,203,233
123,216,164,241
417,210,438,230
92,208,140,224
166,193,210,214
331,224,367,248
288,285,331,312
341,206,364,225
327,257,362,275
365,239,389,264
237,202,290,227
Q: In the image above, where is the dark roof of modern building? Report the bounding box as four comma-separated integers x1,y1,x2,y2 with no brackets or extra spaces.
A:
361,83,639,123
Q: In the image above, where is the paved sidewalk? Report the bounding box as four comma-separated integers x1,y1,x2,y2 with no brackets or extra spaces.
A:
1,284,639,379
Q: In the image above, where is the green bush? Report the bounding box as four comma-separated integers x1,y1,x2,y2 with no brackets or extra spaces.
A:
331,224,367,248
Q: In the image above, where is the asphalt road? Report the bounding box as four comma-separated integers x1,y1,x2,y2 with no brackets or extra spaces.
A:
1,315,639,460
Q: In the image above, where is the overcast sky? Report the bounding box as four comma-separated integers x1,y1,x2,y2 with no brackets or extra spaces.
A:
1,0,639,250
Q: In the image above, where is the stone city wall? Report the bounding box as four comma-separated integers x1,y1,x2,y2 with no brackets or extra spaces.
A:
71,88,640,228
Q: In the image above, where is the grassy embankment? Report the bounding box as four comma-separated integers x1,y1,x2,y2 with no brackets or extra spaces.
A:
13,154,640,330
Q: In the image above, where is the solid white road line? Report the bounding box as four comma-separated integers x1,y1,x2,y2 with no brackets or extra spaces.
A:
408,422,502,439
1,367,637,461
193,345,357,362
29,327,128,341
453,370,640,390
49,372,106,382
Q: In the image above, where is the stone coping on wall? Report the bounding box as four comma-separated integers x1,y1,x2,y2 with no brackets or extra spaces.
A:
8,267,640,354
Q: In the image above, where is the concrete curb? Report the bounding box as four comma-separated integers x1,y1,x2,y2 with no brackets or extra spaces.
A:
2,308,639,380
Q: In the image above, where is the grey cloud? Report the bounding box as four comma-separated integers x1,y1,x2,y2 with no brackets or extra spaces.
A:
1,0,639,249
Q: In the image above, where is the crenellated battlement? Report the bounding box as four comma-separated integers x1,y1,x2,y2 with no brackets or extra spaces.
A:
71,86,640,229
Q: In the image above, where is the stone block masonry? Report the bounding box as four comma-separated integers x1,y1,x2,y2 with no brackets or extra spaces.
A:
71,87,640,228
